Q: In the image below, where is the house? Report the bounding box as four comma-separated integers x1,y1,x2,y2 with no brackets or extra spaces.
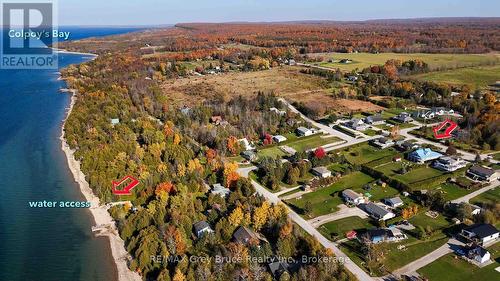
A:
241,150,257,161
287,59,296,66
466,165,498,182
342,189,365,205
211,183,231,198
396,140,419,152
210,115,223,125
268,261,290,279
460,223,499,246
467,246,491,264
270,107,286,116
339,58,352,64
279,145,297,156
364,114,384,125
346,75,358,82
193,221,213,238
392,112,414,123
364,202,395,221
363,227,407,243
431,107,454,116
239,138,255,151
312,166,332,178
180,106,192,115
110,118,120,125
432,156,467,172
296,126,313,137
233,226,268,245
370,137,395,149
408,148,443,163
346,118,369,131
346,230,357,240
272,135,287,143
383,197,404,208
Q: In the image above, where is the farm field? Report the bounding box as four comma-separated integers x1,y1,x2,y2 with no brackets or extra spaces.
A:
411,64,500,89
285,172,375,218
307,52,499,72
417,243,500,281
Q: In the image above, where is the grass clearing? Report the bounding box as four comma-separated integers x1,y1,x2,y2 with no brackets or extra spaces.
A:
411,64,500,89
341,143,397,165
318,216,375,241
470,187,500,207
307,52,499,72
285,172,375,218
418,243,500,281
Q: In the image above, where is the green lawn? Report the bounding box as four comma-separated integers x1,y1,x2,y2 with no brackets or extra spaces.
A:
394,166,446,185
308,52,499,72
285,172,375,218
353,183,400,202
257,146,286,158
418,243,500,281
318,216,375,241
408,211,452,231
412,64,500,89
470,186,500,207
288,135,341,152
436,183,475,201
341,144,397,165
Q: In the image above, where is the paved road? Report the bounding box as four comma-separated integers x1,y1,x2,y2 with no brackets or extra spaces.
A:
237,167,375,281
279,98,356,141
392,238,464,277
308,204,369,228
451,179,499,204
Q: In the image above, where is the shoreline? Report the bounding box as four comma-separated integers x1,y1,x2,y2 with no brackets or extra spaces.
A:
52,47,98,57
60,91,141,281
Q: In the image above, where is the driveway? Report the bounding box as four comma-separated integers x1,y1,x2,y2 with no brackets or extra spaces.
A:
308,204,369,228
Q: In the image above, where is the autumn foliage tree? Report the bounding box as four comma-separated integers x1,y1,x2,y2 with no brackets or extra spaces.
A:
155,182,175,196
314,147,326,159
223,162,240,189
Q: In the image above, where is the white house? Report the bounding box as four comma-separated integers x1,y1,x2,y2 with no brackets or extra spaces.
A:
270,107,286,116
466,165,498,182
365,202,395,221
311,166,332,178
460,223,499,246
392,112,414,123
370,137,395,149
272,135,287,143
342,189,365,205
383,197,404,208
467,246,491,264
346,118,369,131
432,156,467,172
239,138,255,151
193,221,213,238
296,126,313,137
211,183,231,198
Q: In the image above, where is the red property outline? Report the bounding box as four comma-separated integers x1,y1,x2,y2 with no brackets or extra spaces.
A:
112,175,139,195
433,119,458,140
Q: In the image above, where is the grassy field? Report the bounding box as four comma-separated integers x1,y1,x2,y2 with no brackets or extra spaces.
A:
288,136,341,151
418,243,500,281
470,187,500,207
285,172,375,218
411,64,500,89
308,52,499,72
318,216,375,241
394,166,446,185
341,144,398,165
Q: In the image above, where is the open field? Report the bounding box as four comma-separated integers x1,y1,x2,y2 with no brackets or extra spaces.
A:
318,216,375,241
257,134,341,158
340,143,398,165
307,52,499,72
411,64,500,89
418,243,500,281
160,67,328,105
285,172,375,218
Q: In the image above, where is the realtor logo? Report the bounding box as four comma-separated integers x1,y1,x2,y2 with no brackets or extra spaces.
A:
1,1,58,69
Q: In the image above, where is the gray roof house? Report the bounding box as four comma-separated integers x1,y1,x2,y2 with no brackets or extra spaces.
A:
268,261,290,279
211,183,231,198
370,137,395,149
241,150,257,161
346,118,368,131
392,112,414,123
193,221,213,238
466,165,498,182
296,126,313,136
364,114,384,125
364,202,395,221
383,197,404,208
233,226,268,245
342,189,365,205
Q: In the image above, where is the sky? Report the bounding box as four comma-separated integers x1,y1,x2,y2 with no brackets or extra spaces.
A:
57,0,500,26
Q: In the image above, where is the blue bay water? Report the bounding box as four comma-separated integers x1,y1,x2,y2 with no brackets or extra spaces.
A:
0,27,143,281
